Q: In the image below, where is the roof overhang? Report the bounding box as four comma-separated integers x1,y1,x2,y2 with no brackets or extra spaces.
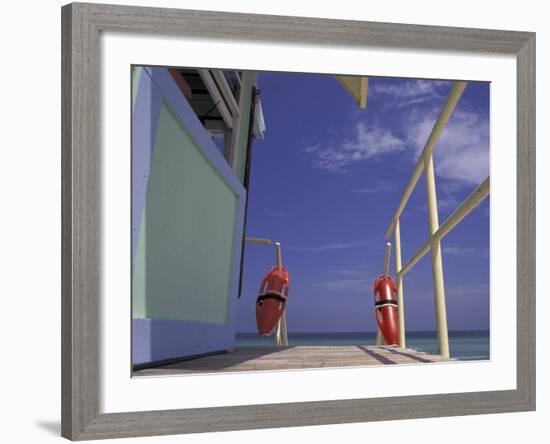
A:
335,76,369,108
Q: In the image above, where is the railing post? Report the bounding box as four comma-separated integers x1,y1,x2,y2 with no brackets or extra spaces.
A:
281,311,288,346
275,242,282,269
424,155,450,357
394,219,406,348
274,319,282,346
383,242,391,278
375,327,385,346
273,241,286,346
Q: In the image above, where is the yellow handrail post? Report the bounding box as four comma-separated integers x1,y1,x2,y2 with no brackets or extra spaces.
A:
376,327,386,346
273,241,287,346
424,155,450,358
274,320,282,346
281,311,288,346
375,243,392,346
275,242,282,269
394,219,406,348
383,242,391,278
245,237,272,245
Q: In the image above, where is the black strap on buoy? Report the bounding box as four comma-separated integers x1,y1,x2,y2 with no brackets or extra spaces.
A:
257,292,287,304
375,299,398,309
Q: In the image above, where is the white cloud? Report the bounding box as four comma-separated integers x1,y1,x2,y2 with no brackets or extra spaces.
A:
303,80,489,187
305,122,406,172
438,194,459,210
328,265,370,276
294,266,373,293
351,181,396,194
445,283,489,299
311,277,370,293
288,239,376,253
408,109,490,185
371,80,490,187
312,268,372,292
370,79,451,107
444,245,489,258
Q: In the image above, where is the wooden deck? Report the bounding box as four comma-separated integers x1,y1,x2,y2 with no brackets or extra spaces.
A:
134,345,455,376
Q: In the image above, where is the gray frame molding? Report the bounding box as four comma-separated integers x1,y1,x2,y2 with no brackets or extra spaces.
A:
61,2,535,440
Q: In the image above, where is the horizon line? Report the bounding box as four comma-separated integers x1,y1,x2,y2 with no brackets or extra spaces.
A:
236,329,489,335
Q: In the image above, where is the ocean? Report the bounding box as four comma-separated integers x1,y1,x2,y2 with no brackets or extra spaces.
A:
235,330,490,361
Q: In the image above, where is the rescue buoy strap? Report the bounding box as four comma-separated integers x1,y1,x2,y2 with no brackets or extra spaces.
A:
374,301,398,308
257,292,287,304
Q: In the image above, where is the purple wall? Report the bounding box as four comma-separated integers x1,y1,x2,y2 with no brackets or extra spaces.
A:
132,68,162,263
132,319,235,365
132,67,247,367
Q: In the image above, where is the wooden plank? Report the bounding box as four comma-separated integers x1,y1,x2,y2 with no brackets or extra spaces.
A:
134,346,456,376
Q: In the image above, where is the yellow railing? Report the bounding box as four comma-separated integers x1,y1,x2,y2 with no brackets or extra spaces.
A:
385,81,490,358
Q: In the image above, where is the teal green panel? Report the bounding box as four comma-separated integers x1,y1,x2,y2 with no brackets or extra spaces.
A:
132,208,147,318
133,100,238,323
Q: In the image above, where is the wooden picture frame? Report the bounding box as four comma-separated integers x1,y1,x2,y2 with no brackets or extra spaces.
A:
61,2,535,440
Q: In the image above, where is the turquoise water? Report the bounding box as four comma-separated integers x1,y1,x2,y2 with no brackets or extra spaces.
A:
235,330,490,361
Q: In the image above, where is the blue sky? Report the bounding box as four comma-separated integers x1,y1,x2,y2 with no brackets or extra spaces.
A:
237,72,490,333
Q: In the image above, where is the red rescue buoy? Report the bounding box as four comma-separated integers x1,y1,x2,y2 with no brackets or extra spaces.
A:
256,266,290,337
373,275,399,345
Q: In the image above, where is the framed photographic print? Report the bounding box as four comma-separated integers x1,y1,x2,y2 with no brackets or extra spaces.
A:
61,2,535,440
